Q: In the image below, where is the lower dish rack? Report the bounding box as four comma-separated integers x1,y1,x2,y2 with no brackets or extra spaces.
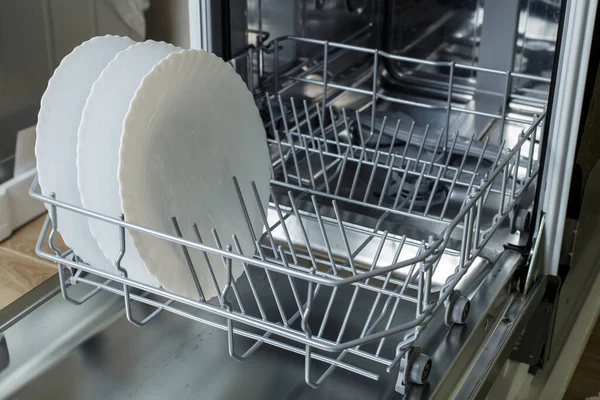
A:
30,36,547,394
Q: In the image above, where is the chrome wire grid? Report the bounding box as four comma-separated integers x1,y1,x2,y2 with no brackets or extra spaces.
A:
31,36,548,390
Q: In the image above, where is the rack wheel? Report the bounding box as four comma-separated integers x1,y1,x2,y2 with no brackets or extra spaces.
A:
451,295,470,324
510,207,531,233
408,352,432,385
445,290,470,326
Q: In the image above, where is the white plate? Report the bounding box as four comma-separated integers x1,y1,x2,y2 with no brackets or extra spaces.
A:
119,50,270,300
77,41,182,286
36,35,135,271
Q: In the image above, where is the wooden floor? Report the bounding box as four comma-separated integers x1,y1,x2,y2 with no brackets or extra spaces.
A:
0,215,58,309
564,320,600,399
0,215,599,398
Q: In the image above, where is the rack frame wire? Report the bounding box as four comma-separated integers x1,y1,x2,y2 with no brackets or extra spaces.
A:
30,35,548,389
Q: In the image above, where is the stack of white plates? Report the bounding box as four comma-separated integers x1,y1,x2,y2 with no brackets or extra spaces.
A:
36,36,271,300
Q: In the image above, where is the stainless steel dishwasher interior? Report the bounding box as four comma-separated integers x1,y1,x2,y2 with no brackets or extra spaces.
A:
2,251,527,400
2,0,562,398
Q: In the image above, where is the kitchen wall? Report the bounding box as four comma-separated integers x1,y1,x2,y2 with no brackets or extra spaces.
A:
146,0,190,49
0,0,141,182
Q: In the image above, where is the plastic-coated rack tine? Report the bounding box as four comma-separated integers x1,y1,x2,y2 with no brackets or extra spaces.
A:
511,132,523,199
268,186,299,264
316,140,331,193
255,241,289,326
461,136,490,208
439,165,460,221
303,99,317,147
445,61,454,150
311,195,338,276
211,229,246,314
309,231,389,387
387,118,402,162
355,111,370,149
231,244,305,361
363,152,381,203
329,106,342,154
172,217,205,301
47,194,102,306
266,95,290,184
414,124,430,168
116,214,167,327
373,116,387,155
314,217,392,337
349,150,365,200
278,95,303,187
427,128,444,175
441,130,460,177
315,103,330,153
274,128,290,184
378,154,397,206
302,136,317,189
332,200,358,275
369,50,379,137
527,116,538,178
190,223,224,304
290,97,303,137
219,245,244,362
250,181,278,258
392,159,411,210
232,177,259,250
231,234,267,319
302,264,318,389
265,93,278,136
360,236,406,340
287,191,319,271
322,40,329,126
400,121,416,167
424,167,443,217
334,145,351,196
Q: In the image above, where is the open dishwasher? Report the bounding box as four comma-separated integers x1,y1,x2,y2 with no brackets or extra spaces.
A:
1,0,598,398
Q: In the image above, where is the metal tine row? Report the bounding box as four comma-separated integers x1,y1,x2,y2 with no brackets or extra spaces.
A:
51,219,382,383
47,197,105,306
267,187,420,302
374,241,427,357
265,127,441,296
479,124,540,228
117,217,172,326
313,196,437,335
265,94,485,193
301,236,429,383
456,122,542,271
226,182,422,366
438,133,477,221
47,198,411,376
264,95,524,228
146,116,540,366
240,172,429,335
44,189,457,381
460,136,490,209
311,232,421,384
308,232,391,384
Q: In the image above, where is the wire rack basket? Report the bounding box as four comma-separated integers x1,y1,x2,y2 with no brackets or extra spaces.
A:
31,35,548,391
